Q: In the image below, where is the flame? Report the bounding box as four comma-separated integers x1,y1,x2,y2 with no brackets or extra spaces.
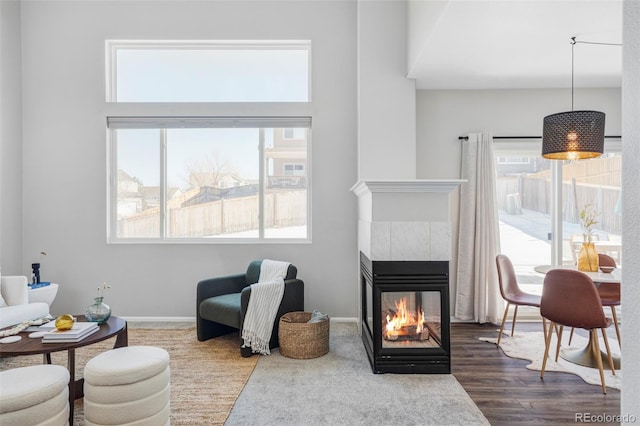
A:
385,297,425,338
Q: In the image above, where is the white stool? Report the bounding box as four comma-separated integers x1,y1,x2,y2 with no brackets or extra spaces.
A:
83,346,170,426
0,364,70,426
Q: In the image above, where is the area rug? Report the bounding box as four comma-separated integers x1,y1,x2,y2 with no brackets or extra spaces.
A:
0,328,258,425
226,322,489,426
479,330,621,390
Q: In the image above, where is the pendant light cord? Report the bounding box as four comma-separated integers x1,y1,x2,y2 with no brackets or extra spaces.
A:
569,37,621,112
571,37,575,111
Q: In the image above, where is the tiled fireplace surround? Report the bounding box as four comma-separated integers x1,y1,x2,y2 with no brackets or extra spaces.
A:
351,180,464,263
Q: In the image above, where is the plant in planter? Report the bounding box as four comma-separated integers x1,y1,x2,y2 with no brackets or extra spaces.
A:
577,204,599,271
85,282,112,323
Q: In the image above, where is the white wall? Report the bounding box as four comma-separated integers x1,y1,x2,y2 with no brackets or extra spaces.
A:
416,88,622,313
622,0,640,421
17,0,358,319
357,0,416,180
0,0,24,272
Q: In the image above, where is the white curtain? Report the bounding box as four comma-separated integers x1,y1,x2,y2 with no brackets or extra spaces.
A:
454,133,502,324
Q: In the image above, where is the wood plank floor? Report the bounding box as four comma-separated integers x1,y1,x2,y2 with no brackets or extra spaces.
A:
451,322,621,425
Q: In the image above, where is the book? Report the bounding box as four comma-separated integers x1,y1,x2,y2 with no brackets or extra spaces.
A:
28,281,51,289
42,322,99,343
41,327,99,343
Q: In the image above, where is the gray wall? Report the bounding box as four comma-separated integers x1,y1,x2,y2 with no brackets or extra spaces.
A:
622,0,640,420
12,0,358,319
0,0,24,273
357,0,416,180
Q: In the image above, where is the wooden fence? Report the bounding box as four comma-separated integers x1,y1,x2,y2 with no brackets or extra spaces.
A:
119,190,307,238
497,176,621,234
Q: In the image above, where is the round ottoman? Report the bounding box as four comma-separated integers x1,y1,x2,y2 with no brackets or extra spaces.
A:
83,346,170,426
0,364,70,426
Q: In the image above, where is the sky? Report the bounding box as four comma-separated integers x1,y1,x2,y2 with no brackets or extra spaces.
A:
116,128,277,188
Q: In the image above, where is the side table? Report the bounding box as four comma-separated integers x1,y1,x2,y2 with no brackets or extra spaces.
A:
28,283,58,305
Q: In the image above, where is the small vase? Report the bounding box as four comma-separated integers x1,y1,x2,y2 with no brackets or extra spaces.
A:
85,297,111,324
577,242,599,272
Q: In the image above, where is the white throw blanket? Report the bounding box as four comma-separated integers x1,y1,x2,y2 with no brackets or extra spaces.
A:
241,260,290,355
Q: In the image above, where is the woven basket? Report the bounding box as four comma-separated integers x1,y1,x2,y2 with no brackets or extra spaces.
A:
278,311,330,359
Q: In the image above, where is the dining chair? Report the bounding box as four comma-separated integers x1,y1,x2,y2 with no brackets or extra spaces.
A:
540,269,616,394
568,253,621,347
495,254,547,346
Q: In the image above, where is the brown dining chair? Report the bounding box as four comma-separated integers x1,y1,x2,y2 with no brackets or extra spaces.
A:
568,253,621,347
495,254,547,346
540,269,615,394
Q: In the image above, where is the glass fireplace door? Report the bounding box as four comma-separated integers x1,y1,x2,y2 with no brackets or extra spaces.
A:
381,291,442,349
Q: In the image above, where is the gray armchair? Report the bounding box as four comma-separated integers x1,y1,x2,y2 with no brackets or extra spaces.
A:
196,260,304,356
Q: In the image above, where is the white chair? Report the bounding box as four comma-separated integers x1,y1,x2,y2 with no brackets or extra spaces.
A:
0,364,70,426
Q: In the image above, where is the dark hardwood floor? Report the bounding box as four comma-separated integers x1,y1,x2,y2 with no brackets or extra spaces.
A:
451,322,621,425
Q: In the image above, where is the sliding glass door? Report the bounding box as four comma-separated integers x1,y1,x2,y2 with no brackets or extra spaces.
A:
494,139,622,300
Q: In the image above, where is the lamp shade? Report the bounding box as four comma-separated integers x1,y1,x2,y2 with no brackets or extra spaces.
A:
542,110,605,160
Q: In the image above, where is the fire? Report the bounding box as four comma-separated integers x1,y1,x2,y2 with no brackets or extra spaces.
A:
384,297,428,341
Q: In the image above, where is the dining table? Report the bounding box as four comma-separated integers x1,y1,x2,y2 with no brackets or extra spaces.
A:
534,264,621,370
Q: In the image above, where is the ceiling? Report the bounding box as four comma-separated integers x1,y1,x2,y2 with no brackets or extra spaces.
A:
407,0,623,90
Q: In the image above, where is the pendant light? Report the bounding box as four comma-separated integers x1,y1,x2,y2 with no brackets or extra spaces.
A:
542,37,605,160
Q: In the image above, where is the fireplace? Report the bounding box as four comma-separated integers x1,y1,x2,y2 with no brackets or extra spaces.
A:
360,252,451,374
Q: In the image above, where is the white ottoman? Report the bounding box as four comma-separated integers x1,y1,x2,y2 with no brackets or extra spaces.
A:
0,364,70,426
83,346,170,426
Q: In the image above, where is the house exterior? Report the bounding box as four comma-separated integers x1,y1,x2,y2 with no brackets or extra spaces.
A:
265,128,307,189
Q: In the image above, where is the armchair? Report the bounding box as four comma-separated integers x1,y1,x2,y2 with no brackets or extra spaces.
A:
196,260,304,356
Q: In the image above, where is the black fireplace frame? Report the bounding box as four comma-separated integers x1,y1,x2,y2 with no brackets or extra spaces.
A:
360,252,451,374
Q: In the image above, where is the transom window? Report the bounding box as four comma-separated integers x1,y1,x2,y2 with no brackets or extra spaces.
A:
106,40,311,102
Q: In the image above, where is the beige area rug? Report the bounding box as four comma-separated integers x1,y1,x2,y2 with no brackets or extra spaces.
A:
479,330,621,390
227,322,490,425
0,328,258,425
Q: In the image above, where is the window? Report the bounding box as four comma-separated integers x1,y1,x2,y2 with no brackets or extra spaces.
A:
284,164,305,176
106,40,311,102
106,41,312,243
108,118,310,241
496,156,531,165
283,128,306,139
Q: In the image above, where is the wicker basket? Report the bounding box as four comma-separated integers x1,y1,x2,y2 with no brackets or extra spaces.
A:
278,311,330,359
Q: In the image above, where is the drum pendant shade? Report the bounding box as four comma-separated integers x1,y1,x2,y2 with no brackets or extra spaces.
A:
542,110,605,160
542,37,606,160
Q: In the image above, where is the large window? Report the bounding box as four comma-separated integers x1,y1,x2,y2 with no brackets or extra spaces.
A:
106,41,311,243
108,118,309,241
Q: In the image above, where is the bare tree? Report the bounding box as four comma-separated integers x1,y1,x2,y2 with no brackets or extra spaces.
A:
182,151,237,189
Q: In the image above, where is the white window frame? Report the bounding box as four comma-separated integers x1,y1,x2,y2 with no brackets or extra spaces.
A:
105,40,313,244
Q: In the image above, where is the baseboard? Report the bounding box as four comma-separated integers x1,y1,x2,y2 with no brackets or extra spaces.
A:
124,316,543,328
121,316,358,328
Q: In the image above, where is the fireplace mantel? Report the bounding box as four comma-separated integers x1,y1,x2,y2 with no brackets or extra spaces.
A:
350,179,465,196
351,179,464,262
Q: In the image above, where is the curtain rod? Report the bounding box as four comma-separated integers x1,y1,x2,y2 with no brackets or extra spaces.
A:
457,135,622,141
